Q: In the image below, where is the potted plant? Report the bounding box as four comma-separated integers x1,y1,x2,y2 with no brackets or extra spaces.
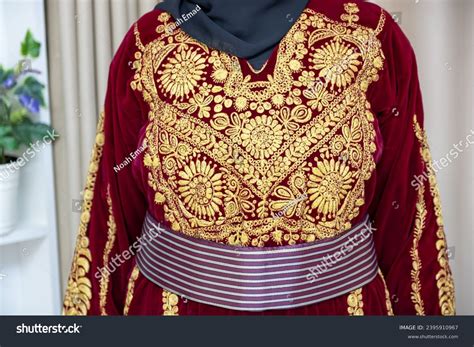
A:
0,30,56,236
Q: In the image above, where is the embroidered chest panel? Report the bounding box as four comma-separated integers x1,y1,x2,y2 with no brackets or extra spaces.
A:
131,5,386,246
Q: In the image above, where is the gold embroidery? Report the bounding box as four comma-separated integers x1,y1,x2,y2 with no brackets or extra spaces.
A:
162,290,180,316
159,48,208,100
99,185,117,315
378,269,394,316
63,112,106,315
132,8,386,246
123,265,140,316
341,3,360,25
311,41,361,91
347,288,364,315
410,184,426,315
413,115,455,315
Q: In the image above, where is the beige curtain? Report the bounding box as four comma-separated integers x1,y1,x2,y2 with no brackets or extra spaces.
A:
46,0,158,292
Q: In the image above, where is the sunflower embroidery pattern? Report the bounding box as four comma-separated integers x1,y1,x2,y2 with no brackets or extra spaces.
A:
159,48,207,100
311,40,362,91
307,158,355,219
177,158,224,219
241,115,285,160
133,4,386,245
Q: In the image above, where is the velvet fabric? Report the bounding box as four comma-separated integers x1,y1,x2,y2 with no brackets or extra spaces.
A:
63,0,455,316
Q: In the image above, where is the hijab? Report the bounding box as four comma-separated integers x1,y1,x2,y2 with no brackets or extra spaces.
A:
155,0,309,70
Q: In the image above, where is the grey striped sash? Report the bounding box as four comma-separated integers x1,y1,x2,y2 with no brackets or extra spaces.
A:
136,212,378,311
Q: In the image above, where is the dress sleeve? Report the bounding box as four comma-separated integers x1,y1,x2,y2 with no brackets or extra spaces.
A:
63,25,148,315
369,14,455,315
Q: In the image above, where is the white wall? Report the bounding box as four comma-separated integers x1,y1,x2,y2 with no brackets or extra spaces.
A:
373,0,474,314
0,0,60,314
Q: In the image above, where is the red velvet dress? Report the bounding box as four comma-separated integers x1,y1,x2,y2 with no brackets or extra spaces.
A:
63,0,455,316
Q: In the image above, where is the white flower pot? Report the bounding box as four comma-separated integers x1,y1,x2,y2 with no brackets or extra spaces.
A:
0,161,20,236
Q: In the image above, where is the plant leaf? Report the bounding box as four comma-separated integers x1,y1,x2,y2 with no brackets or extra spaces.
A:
0,125,13,137
0,97,10,122
12,121,54,145
21,30,41,58
0,136,20,151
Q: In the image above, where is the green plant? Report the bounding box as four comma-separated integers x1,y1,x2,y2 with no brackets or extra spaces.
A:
0,30,56,165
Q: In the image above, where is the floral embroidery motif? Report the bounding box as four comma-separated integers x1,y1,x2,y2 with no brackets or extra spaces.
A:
307,158,355,219
347,288,364,315
159,48,208,100
341,3,360,25
241,115,284,159
413,115,455,316
63,112,105,315
131,8,386,246
162,290,180,316
311,41,361,91
410,183,426,316
177,158,224,220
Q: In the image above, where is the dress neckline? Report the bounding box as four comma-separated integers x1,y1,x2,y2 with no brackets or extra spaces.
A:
233,6,309,77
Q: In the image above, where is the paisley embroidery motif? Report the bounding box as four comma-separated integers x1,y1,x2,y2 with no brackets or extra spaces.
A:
131,7,386,246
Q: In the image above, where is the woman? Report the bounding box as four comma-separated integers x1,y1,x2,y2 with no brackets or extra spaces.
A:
63,0,455,316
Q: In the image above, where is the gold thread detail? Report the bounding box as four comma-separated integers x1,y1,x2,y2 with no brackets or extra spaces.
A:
378,269,394,316
63,111,106,315
410,183,426,315
123,265,140,316
341,3,360,25
131,8,386,247
99,185,117,315
413,115,455,315
375,9,386,36
347,288,364,315
162,290,180,316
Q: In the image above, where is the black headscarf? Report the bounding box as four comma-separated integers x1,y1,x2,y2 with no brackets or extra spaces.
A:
155,0,308,70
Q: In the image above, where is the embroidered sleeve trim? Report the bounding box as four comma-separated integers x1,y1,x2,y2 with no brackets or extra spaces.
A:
413,115,455,316
410,183,427,315
63,112,106,315
378,268,394,316
99,185,117,315
123,265,140,316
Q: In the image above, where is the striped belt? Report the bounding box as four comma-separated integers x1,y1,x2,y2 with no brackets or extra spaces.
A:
136,212,378,311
